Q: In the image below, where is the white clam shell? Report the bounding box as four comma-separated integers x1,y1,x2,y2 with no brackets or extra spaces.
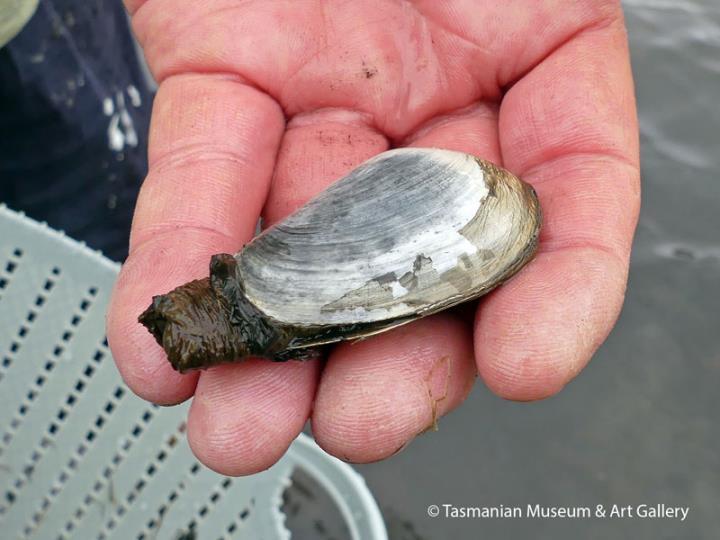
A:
237,148,541,330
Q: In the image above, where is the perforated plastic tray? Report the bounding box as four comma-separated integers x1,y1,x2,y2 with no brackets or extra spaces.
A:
0,204,387,540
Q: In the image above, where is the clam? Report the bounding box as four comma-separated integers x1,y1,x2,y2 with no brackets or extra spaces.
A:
139,148,542,372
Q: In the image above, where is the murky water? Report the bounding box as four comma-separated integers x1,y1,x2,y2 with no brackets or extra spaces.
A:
629,0,720,261
361,2,720,539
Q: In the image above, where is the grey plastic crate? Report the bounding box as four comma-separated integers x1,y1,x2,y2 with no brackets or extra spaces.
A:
0,204,387,540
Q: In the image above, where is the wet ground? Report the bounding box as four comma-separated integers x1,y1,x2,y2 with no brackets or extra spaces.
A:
356,1,720,538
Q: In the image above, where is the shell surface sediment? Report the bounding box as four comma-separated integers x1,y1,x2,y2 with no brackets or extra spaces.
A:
237,148,541,328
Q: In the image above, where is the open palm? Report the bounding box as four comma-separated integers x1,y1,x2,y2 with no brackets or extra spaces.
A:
108,0,640,474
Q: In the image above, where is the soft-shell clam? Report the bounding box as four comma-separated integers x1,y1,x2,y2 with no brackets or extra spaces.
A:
139,148,541,372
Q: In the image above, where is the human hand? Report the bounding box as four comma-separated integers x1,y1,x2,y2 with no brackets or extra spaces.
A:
108,0,639,475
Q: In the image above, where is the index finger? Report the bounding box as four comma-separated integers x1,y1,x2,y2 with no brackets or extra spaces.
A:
475,11,641,399
106,74,285,403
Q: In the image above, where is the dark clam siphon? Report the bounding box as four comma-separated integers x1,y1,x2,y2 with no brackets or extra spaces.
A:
139,148,542,372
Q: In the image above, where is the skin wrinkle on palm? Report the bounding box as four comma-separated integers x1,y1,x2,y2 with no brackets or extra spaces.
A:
107,0,640,475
